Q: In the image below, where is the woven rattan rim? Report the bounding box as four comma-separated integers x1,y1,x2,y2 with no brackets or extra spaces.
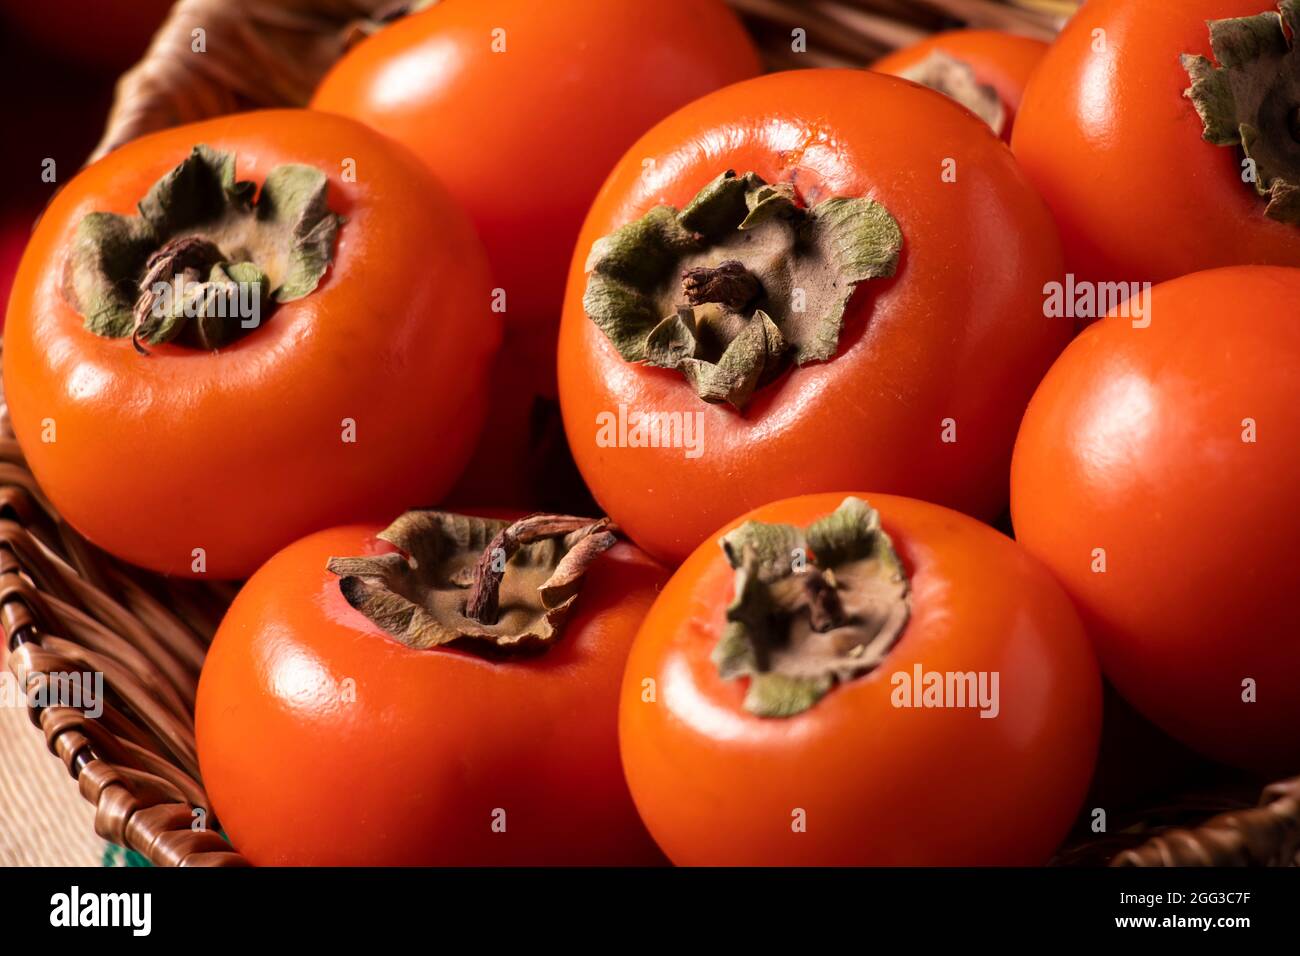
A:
3,0,1297,868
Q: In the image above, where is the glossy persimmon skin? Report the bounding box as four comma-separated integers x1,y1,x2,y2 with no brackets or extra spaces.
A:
1011,0,1300,285
3,110,499,580
559,69,1068,565
1011,266,1300,772
196,523,670,866
873,29,1048,139
619,492,1102,866
312,0,760,335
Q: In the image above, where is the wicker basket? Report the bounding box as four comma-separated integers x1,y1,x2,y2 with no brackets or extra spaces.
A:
4,0,1298,868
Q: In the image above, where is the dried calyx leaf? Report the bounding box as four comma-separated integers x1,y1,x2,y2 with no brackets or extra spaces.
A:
1183,1,1300,223
63,144,343,351
896,50,1006,137
326,511,619,653
714,497,911,718
583,170,903,410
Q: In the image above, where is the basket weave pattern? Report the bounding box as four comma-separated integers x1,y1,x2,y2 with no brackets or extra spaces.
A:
3,0,1298,868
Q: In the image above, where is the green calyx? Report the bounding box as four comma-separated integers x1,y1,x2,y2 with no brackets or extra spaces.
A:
897,50,1006,136
583,171,903,410
326,511,619,654
714,497,911,718
63,144,343,352
1182,1,1300,224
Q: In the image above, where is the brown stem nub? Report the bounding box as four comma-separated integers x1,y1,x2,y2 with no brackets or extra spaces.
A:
131,236,224,354
801,572,846,633
464,514,605,625
139,236,225,293
682,260,762,311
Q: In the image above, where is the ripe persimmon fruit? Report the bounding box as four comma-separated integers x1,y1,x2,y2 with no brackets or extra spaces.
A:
4,110,498,578
1012,265,1300,772
558,69,1069,565
1012,0,1300,285
197,510,668,865
312,0,760,338
619,493,1101,865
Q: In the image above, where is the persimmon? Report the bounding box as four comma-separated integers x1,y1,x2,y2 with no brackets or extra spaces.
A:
3,110,498,579
312,0,760,337
196,510,669,865
558,69,1068,565
873,29,1049,141
1012,0,1300,285
1011,266,1300,772
619,493,1101,866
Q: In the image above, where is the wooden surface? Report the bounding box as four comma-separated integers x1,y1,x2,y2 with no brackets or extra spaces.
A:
0,658,104,866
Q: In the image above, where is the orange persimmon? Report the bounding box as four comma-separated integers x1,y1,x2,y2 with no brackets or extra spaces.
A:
312,0,761,337
1012,266,1300,772
558,69,1068,565
197,511,668,865
1012,0,1300,284
619,493,1101,865
3,110,498,579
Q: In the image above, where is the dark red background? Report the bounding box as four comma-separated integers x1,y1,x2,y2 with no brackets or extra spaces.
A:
0,1,175,328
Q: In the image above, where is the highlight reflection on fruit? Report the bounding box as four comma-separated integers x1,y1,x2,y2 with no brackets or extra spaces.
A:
3,0,1296,875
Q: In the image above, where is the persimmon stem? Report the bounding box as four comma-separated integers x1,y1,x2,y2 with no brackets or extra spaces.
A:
583,170,902,409
463,514,608,625
682,260,762,311
328,510,619,654
801,571,846,633
714,497,911,718
64,144,341,349
132,236,225,355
